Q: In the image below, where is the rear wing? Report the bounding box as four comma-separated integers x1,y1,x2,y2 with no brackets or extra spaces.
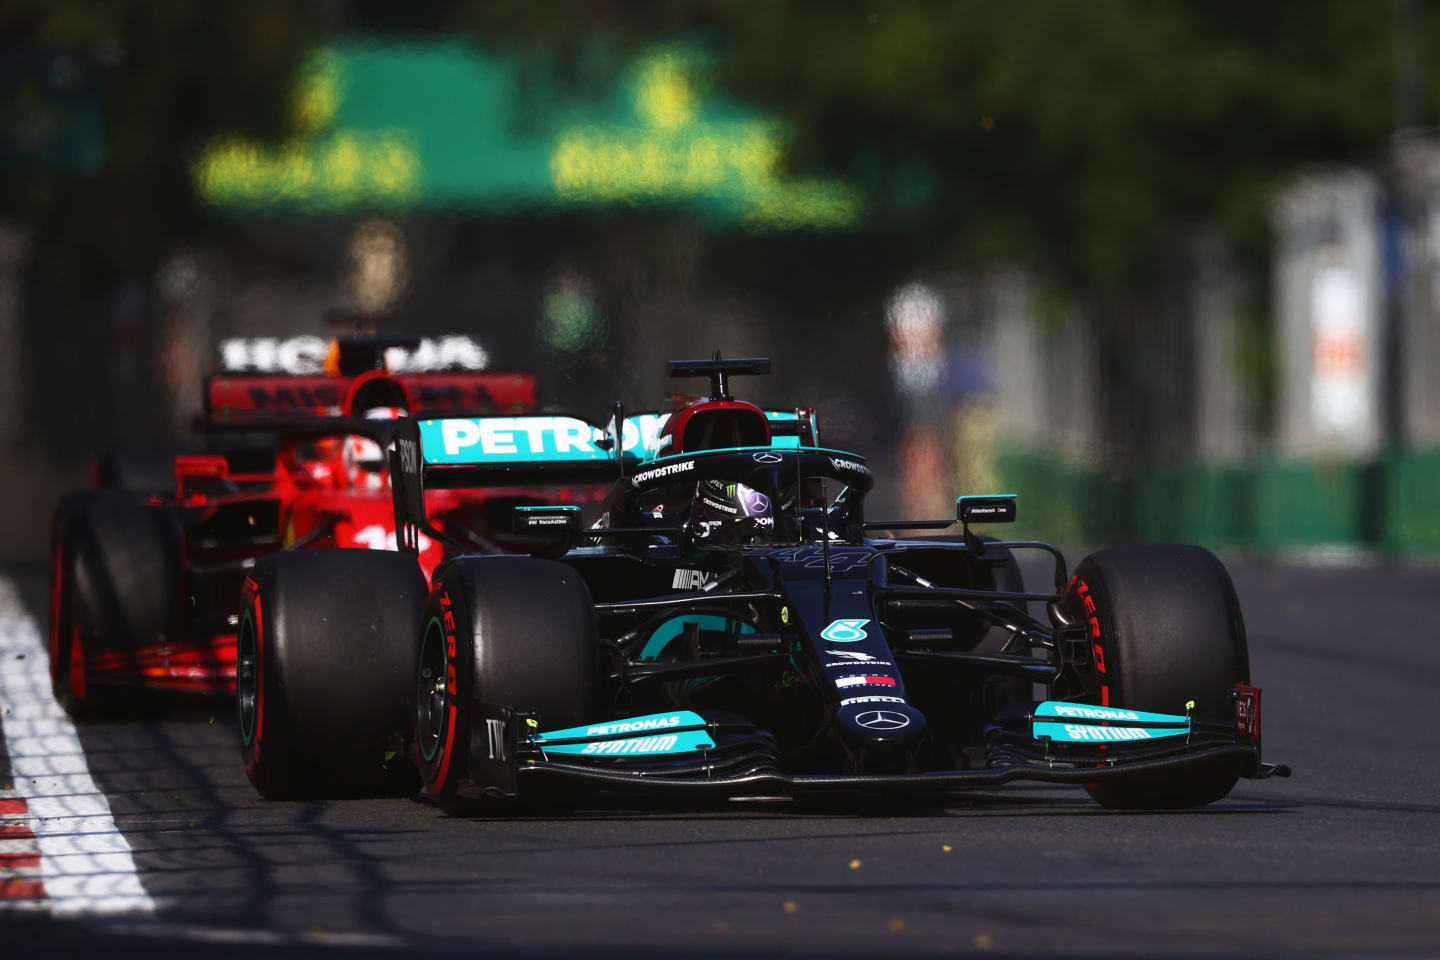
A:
608,408,818,459
413,414,627,486
200,417,405,475
404,408,817,481
203,372,538,427
388,407,819,555
390,413,625,556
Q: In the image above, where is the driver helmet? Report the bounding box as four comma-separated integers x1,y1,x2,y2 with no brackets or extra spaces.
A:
342,434,388,491
290,437,343,488
691,479,774,543
343,405,408,491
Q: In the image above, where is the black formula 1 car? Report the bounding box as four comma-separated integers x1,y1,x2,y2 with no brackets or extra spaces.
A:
237,357,1289,812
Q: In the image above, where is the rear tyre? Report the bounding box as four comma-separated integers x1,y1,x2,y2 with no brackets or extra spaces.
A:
239,549,427,799
417,557,595,817
49,493,179,717
1064,544,1249,810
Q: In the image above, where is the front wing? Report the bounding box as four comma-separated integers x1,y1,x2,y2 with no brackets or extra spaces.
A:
512,745,1287,797
452,699,1290,803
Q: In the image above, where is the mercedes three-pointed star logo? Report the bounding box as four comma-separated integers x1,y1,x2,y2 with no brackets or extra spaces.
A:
855,710,910,731
752,452,783,463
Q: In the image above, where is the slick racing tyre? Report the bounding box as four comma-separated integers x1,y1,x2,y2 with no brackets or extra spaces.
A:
239,549,427,800
49,494,95,715
417,557,596,817
49,493,179,717
1065,544,1249,810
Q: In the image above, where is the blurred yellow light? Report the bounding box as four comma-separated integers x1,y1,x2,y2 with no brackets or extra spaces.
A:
547,51,859,229
292,50,341,135
635,53,696,130
195,43,859,229
551,118,857,228
194,131,420,207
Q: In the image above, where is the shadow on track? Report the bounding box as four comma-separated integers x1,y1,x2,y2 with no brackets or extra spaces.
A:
8,572,427,940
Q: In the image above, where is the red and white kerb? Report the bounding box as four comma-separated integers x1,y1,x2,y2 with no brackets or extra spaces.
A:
0,793,45,905
0,576,154,915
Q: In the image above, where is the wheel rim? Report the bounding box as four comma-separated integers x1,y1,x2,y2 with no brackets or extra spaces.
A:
416,617,448,763
237,610,258,747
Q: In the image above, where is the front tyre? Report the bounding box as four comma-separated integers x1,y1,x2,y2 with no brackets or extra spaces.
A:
49,495,93,715
239,549,427,799
49,493,179,717
417,557,596,817
1065,544,1249,810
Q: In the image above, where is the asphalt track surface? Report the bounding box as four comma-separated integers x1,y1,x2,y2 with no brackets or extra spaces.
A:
3,558,1439,958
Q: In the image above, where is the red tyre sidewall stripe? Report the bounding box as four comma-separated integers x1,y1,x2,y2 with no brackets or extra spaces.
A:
48,527,63,675
429,587,458,795
241,577,265,776
1073,578,1111,707
252,592,265,748
51,513,85,705
431,704,458,794
68,624,86,701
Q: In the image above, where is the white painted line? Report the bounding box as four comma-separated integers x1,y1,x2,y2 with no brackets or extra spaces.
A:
0,576,154,915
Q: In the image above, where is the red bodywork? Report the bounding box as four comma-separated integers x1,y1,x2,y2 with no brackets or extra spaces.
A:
205,371,536,425
55,369,598,696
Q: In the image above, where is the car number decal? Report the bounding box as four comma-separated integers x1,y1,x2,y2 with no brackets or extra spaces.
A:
820,619,870,643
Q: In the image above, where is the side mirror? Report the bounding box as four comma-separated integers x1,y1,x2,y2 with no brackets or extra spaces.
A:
956,494,1017,524
956,494,1017,557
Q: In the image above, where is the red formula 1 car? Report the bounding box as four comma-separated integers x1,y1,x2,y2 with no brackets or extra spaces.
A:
48,339,588,713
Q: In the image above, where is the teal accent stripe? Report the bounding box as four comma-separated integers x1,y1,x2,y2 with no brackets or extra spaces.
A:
540,731,714,756
638,615,756,661
1033,721,1189,743
533,710,714,755
1033,701,1189,726
640,445,865,466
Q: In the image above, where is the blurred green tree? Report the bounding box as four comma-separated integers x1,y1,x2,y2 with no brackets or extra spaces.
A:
0,0,321,280
458,0,1410,300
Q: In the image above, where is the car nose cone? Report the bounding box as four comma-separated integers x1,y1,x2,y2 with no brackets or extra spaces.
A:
856,709,909,730
837,701,927,748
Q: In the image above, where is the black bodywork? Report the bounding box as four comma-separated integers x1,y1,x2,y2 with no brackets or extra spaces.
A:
390,371,1288,803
